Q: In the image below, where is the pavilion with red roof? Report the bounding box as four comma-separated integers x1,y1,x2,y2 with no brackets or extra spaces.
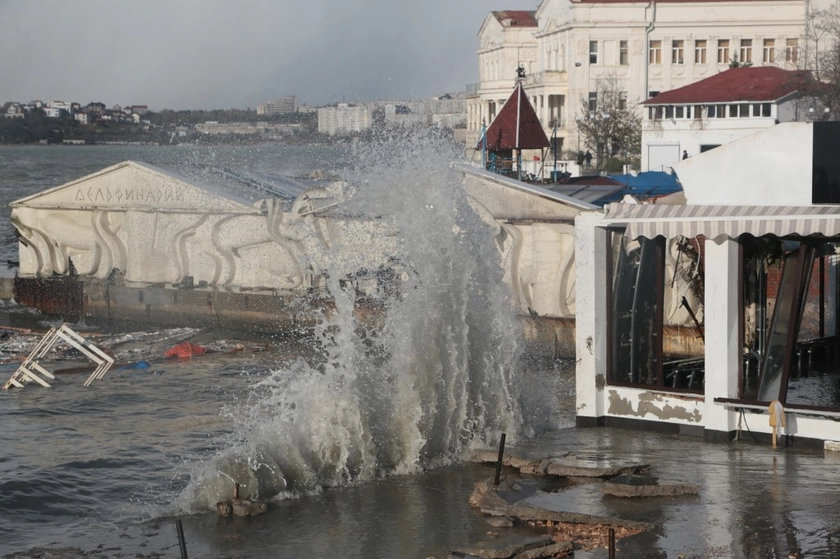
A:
478,81,550,180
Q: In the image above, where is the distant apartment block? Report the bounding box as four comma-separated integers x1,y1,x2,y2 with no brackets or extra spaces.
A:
45,107,69,118
257,96,297,115
46,101,73,118
384,95,466,129
318,104,372,136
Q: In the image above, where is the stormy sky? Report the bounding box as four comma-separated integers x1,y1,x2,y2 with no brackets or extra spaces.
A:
0,0,536,110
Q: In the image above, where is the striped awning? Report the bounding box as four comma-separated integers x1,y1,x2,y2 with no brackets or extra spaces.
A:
604,203,840,240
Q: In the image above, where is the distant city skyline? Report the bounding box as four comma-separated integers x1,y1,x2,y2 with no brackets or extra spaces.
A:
0,0,536,111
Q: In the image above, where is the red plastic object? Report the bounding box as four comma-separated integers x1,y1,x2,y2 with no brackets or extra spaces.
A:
165,341,207,359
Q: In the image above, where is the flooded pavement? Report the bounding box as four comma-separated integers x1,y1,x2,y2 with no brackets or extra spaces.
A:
1,317,838,558
489,427,840,558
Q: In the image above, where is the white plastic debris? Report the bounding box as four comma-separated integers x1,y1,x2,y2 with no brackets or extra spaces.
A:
2,323,114,390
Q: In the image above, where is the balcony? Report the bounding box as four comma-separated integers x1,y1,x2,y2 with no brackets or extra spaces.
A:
523,70,567,88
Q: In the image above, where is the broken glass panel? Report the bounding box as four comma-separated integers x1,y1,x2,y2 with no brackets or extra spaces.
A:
610,235,663,385
756,244,815,402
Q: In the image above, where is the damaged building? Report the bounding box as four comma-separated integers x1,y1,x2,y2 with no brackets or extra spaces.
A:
575,121,840,448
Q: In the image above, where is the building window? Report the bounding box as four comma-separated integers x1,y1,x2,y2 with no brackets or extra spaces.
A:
694,39,707,64
763,39,775,63
717,39,730,64
589,92,598,111
590,41,598,64
620,40,629,65
608,234,704,393
675,106,685,118
740,39,752,64
619,91,628,110
786,38,799,63
672,40,684,64
649,40,662,64
709,105,727,118
609,235,665,389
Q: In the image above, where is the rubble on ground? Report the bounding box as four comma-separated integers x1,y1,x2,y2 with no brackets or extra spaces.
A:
452,446,698,558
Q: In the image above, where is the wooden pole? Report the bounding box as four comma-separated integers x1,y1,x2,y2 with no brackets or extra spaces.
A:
175,519,188,559
494,433,507,486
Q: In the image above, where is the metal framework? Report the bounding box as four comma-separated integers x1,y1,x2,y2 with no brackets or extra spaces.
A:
2,324,114,390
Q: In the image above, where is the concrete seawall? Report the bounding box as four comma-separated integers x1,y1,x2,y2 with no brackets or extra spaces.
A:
7,276,706,358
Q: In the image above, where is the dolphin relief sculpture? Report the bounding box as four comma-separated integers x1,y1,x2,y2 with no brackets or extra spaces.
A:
12,172,399,296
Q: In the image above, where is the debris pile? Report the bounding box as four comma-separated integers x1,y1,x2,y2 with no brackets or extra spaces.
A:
216,483,267,518
448,446,699,558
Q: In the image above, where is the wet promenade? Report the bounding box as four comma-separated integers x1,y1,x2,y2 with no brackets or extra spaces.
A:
487,426,840,558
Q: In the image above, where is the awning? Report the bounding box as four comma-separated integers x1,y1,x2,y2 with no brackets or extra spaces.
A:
604,203,840,240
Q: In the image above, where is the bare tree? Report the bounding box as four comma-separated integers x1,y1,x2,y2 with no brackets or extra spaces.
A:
576,75,642,172
803,2,840,115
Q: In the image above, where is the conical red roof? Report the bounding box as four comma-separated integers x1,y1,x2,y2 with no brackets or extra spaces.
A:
483,83,550,150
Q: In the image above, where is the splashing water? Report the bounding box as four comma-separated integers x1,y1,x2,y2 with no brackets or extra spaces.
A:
176,132,524,511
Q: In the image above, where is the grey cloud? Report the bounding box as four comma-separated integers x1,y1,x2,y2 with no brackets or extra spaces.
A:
0,0,534,109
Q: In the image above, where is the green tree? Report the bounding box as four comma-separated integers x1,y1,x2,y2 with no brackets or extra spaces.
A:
576,75,642,172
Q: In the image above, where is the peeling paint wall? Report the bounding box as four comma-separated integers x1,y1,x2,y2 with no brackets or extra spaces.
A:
607,388,704,424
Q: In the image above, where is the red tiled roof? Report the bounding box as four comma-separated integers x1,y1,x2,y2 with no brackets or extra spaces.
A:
492,10,538,27
641,67,820,105
483,83,550,150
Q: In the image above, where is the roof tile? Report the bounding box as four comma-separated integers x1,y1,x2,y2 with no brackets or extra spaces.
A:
642,67,821,105
483,83,550,150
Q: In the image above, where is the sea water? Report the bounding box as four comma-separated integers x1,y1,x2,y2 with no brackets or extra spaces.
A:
0,140,573,557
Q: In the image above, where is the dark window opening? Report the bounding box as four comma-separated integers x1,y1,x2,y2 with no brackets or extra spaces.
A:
741,237,840,410
608,233,706,392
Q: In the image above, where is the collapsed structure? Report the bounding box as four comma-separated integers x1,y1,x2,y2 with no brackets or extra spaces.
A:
575,121,840,447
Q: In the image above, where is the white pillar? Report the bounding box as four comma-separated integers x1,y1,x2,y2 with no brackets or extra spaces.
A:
704,237,741,435
575,212,609,424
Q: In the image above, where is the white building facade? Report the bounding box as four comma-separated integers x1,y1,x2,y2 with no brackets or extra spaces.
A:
317,104,373,136
468,0,824,161
640,66,822,171
257,96,297,115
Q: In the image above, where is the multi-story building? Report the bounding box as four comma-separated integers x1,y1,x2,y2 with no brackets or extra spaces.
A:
46,101,73,118
257,96,297,115
383,94,467,129
467,0,824,161
317,104,372,136
467,11,539,148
